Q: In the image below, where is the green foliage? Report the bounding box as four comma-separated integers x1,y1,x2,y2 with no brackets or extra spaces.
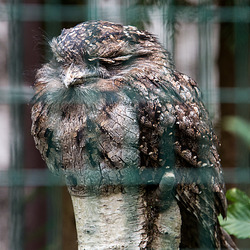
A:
223,116,250,148
221,117,250,238
219,188,250,239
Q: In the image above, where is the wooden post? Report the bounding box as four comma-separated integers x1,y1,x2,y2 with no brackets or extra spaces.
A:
70,187,181,249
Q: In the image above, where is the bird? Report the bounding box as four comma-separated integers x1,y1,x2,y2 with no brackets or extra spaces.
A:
31,20,237,249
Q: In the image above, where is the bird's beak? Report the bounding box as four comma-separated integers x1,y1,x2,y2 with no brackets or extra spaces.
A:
62,64,99,88
63,64,76,88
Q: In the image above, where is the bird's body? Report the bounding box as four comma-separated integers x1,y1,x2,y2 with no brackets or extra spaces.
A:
31,21,236,249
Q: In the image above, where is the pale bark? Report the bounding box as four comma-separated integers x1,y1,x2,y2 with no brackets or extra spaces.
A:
70,188,181,250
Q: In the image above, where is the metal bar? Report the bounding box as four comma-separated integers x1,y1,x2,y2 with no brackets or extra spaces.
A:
1,168,249,186
234,0,250,190
8,0,24,249
43,1,63,248
1,3,250,22
198,0,214,115
1,86,250,104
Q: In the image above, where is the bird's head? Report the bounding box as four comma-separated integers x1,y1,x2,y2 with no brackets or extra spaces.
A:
47,20,165,88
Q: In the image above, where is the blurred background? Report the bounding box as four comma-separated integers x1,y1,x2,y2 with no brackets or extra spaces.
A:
0,0,249,249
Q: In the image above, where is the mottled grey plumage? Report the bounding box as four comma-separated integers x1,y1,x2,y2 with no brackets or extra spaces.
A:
31,21,236,249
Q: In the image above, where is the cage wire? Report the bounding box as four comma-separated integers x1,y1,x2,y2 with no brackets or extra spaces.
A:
8,1,24,250
0,0,249,249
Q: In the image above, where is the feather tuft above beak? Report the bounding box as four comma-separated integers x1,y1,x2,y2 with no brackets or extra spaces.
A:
62,64,101,88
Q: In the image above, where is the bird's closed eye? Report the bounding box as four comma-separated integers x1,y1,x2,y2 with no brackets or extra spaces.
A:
72,78,85,85
87,55,134,67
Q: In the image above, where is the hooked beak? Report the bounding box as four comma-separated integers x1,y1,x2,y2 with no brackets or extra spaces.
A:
63,64,99,88
63,64,80,88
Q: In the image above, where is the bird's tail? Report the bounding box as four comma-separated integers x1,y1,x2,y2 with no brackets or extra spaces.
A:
220,227,238,250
